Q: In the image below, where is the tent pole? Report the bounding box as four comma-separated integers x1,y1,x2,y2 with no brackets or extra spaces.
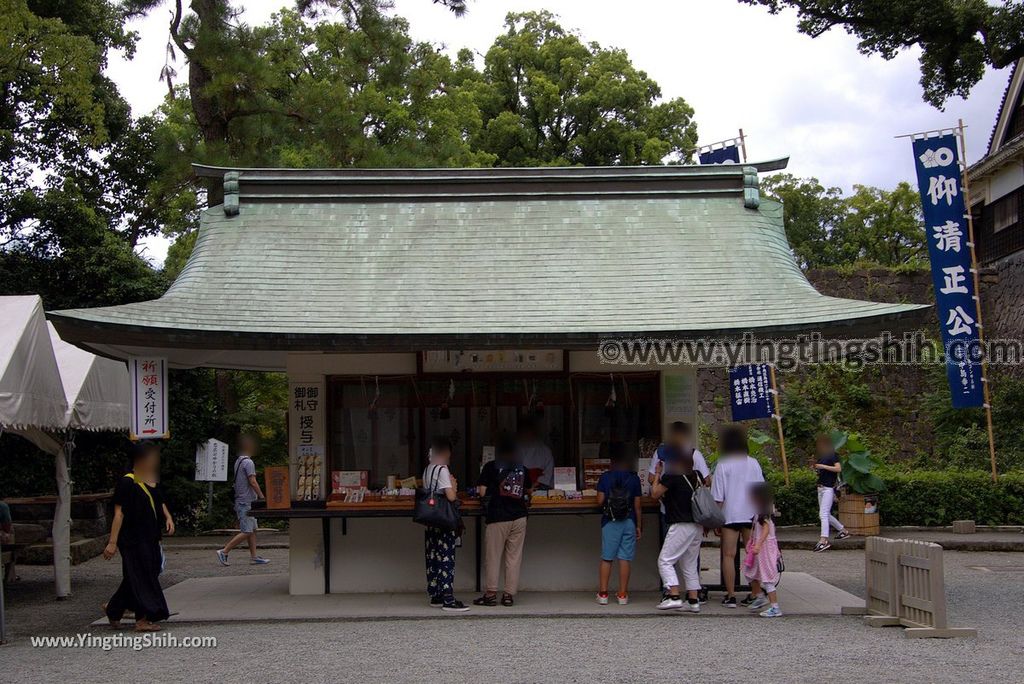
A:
53,435,73,599
0,535,5,644
1,427,5,644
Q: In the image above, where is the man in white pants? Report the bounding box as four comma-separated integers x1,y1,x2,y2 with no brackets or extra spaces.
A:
651,450,705,613
812,434,850,552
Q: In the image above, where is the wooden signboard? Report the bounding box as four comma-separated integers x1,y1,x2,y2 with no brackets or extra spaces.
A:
265,466,291,510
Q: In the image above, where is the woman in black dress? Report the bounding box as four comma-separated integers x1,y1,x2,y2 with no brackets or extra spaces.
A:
102,442,170,631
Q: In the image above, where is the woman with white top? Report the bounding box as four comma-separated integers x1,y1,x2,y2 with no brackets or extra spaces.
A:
421,436,469,612
710,424,765,608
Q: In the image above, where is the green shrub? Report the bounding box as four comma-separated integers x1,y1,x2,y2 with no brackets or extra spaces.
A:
764,469,1024,526
767,469,818,525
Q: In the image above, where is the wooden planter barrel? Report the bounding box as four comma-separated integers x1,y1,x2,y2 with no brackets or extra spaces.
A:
838,492,880,536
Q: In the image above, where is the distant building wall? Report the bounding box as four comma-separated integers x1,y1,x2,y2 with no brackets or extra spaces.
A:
695,265,1024,463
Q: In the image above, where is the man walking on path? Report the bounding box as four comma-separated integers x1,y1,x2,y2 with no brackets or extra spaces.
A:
217,435,270,566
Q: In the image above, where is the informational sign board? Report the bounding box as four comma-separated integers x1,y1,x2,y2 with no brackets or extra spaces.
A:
553,467,578,491
265,466,291,510
194,438,229,482
910,134,985,408
129,356,169,440
661,370,698,437
422,350,563,373
289,380,325,498
729,364,774,421
331,470,369,493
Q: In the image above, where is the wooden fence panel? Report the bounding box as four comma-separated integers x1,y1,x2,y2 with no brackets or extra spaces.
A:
895,539,975,639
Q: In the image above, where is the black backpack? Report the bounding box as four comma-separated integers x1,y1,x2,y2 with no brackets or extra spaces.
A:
604,473,632,522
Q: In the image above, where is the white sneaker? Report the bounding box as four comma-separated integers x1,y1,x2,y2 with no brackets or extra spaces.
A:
682,601,701,613
656,597,683,610
748,595,770,611
760,605,783,618
596,593,609,605
617,594,629,605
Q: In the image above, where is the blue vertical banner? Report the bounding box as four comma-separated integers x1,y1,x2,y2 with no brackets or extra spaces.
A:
911,134,985,408
699,144,741,165
729,364,775,421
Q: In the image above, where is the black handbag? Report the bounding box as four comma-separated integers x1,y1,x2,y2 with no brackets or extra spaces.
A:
413,465,461,531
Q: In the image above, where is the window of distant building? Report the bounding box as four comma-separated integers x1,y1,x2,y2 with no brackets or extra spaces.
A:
1009,94,1024,141
977,189,1024,263
994,190,1020,233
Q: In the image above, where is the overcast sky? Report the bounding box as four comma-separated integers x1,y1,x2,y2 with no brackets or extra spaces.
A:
108,0,1011,264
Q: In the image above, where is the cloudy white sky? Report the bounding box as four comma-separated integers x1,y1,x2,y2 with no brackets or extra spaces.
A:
108,0,1012,264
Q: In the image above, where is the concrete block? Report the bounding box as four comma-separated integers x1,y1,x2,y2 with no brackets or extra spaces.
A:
952,520,976,534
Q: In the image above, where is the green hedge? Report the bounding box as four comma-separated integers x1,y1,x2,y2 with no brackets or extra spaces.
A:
765,469,1024,527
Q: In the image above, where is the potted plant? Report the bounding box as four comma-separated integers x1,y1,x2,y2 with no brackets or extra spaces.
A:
831,430,885,535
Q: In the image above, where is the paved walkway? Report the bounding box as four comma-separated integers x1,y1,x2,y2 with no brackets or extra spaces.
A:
90,570,859,624
161,526,1024,552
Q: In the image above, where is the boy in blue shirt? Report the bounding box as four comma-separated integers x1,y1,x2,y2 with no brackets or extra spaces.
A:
595,442,643,605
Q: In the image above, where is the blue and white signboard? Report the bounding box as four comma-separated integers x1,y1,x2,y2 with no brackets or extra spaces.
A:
699,144,741,165
911,134,985,408
729,364,774,421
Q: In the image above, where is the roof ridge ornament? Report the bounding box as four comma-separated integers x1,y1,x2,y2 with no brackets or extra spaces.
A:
224,171,240,216
742,165,760,209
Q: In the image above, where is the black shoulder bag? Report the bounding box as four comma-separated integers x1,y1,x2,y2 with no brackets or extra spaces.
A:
413,465,461,531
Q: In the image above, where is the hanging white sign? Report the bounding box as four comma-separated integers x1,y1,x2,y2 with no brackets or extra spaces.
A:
129,356,169,440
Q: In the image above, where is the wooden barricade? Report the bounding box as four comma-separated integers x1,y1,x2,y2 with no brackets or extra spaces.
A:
895,540,975,638
862,536,900,625
844,538,975,638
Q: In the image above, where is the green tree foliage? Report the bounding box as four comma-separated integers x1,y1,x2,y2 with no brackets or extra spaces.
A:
468,11,698,166
762,173,925,269
842,183,926,267
762,174,848,268
1,0,172,298
738,0,1024,108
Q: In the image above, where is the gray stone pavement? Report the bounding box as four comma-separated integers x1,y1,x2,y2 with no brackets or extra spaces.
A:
87,572,858,624
157,525,1024,551
2,540,1019,683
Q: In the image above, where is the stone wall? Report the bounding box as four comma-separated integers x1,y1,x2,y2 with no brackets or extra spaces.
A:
980,250,1024,360
695,265,999,463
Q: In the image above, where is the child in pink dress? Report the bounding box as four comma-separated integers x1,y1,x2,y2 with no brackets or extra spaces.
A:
743,483,783,617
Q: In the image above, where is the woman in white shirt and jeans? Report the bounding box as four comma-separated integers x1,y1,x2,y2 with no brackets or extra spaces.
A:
710,424,765,608
422,436,469,612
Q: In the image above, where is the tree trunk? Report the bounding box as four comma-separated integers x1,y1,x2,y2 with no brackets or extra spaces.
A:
186,0,232,208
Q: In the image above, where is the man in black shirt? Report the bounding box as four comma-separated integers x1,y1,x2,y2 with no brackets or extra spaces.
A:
102,442,170,631
473,437,532,607
812,434,849,552
651,448,705,612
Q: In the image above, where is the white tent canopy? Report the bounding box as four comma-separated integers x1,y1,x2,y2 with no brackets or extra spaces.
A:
0,295,128,632
0,296,67,434
48,321,130,432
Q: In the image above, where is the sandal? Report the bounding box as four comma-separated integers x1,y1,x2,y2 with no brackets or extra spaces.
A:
134,620,162,633
101,603,121,629
472,593,497,607
501,593,514,606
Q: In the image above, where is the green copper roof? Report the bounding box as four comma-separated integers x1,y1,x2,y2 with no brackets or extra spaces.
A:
50,164,926,364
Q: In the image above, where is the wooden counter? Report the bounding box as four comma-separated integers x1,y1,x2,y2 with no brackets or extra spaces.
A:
251,496,661,518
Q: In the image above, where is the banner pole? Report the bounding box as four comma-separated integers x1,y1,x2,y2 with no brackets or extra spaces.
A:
739,128,748,163
768,365,789,486
956,118,998,483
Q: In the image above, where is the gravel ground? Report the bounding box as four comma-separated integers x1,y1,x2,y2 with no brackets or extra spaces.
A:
2,547,1019,683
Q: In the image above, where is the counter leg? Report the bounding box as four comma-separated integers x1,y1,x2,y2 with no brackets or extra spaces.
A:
322,517,332,595
474,517,482,593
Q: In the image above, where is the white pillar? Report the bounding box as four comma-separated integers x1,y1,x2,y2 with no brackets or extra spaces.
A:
53,445,71,598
